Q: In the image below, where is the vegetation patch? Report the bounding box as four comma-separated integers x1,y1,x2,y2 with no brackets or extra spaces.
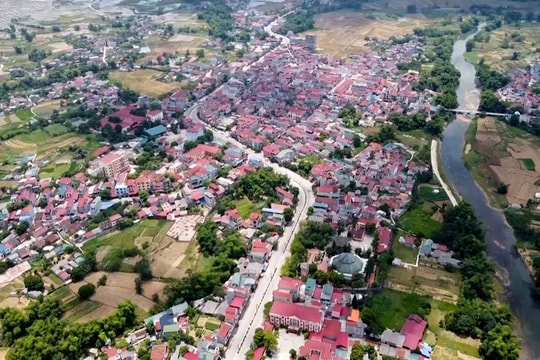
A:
399,206,442,238
392,241,418,264
110,69,181,98
418,185,449,202
519,158,535,171
234,197,261,219
14,108,35,122
361,290,432,333
204,321,220,331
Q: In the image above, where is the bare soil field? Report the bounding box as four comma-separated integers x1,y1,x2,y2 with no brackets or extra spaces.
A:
146,34,208,60
67,272,165,320
149,239,188,278
309,11,433,56
77,304,116,323
48,42,74,54
110,69,182,98
472,117,540,205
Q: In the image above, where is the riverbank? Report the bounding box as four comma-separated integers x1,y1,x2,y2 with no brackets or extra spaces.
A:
440,25,540,358
462,116,540,208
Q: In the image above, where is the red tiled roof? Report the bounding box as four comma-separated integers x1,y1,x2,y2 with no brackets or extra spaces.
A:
270,301,323,324
253,346,265,360
278,276,303,291
230,296,245,309
401,314,427,350
217,322,232,338
377,226,392,254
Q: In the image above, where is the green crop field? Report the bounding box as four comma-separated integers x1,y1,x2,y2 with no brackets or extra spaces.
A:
520,158,535,171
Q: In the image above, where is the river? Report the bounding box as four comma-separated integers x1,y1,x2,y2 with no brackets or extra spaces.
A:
440,26,540,358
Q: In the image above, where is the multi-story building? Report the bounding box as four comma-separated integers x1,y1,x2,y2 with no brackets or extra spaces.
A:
269,301,324,332
89,152,130,178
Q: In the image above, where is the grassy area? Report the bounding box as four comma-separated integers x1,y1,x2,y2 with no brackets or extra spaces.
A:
204,321,220,331
110,69,181,98
15,108,35,122
234,197,260,219
44,124,68,136
17,130,50,143
65,301,103,322
519,158,535,171
366,290,431,331
426,301,480,357
464,117,478,144
49,286,76,302
32,101,61,119
393,241,418,264
399,206,442,238
83,220,166,252
396,129,431,150
39,162,71,179
418,185,449,202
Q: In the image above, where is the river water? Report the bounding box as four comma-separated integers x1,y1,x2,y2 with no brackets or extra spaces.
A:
440,27,540,358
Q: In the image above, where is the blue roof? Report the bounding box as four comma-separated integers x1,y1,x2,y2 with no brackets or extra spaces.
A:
144,125,167,137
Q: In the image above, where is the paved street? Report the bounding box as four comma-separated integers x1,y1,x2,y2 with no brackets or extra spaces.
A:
207,129,315,359
184,14,314,358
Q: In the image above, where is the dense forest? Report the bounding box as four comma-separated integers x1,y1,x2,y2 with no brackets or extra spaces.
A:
0,298,137,360
433,203,521,359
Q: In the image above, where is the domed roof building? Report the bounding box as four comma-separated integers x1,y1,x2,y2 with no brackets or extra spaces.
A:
329,252,367,280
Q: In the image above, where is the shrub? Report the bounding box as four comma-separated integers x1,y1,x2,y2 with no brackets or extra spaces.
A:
78,283,96,300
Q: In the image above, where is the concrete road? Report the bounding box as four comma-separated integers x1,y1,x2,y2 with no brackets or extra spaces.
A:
263,10,294,45
204,128,315,359
430,139,458,206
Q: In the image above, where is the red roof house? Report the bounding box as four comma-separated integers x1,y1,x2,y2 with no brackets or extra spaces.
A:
401,314,427,350
377,226,392,253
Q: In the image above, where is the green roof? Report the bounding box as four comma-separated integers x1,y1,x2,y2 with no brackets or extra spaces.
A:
162,324,179,334
144,125,167,137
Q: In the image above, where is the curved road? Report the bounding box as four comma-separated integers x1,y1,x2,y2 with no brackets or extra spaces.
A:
188,113,315,359
210,129,315,359
430,139,458,207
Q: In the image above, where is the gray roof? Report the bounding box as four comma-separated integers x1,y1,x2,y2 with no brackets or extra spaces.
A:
381,329,405,348
331,253,366,275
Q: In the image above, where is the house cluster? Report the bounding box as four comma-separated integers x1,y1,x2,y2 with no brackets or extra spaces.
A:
267,276,432,359
380,315,432,359
306,142,428,228
497,66,540,121
196,37,435,158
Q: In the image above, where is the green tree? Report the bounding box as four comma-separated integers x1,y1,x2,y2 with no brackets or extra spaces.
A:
78,283,95,300
135,277,143,295
134,258,153,280
284,207,294,223
24,275,44,291
479,325,520,360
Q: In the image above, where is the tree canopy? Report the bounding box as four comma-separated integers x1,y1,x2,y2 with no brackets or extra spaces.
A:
0,297,136,359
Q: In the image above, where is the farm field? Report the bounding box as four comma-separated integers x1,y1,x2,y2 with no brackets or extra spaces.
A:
463,117,540,207
464,24,540,71
60,272,165,322
84,219,187,279
110,69,182,98
387,264,462,303
306,11,434,56
32,100,62,119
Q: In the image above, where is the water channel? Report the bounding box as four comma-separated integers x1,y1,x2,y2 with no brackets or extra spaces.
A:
440,26,540,358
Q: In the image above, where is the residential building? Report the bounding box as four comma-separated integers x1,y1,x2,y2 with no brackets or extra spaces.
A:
268,301,324,332
89,152,130,178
